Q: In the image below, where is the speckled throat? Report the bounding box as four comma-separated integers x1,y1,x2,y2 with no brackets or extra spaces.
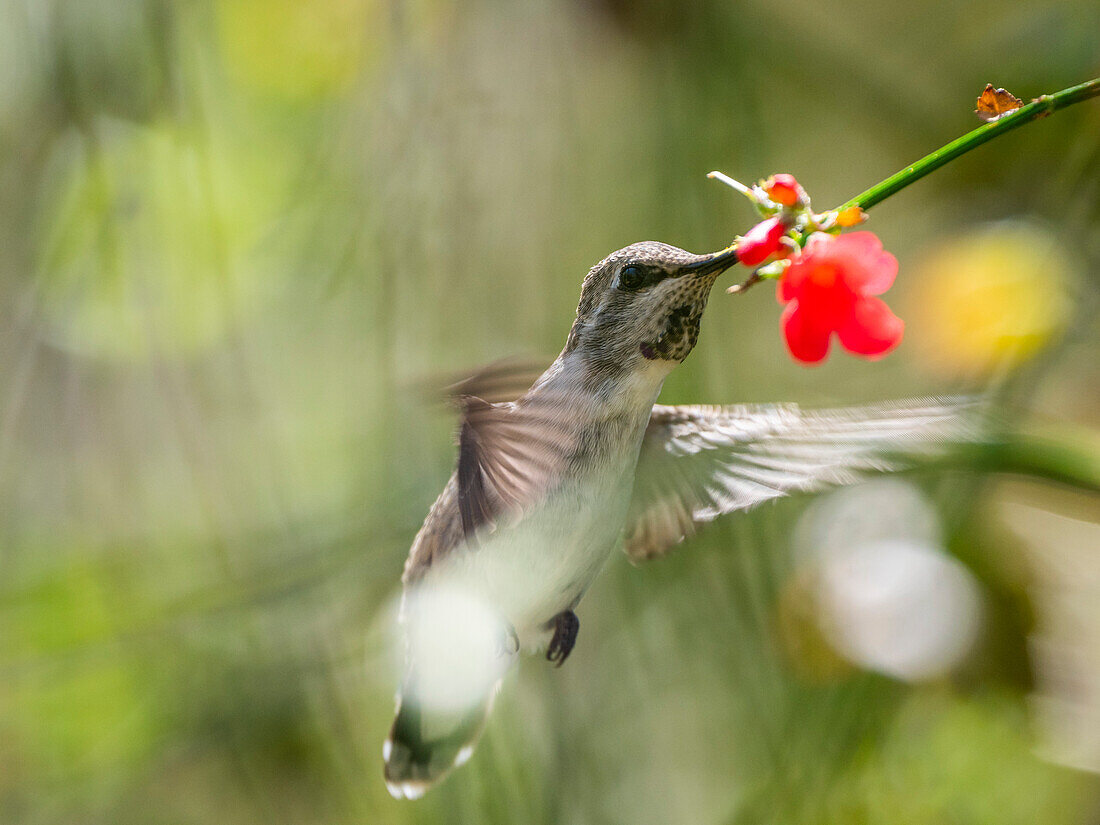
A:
639,275,715,362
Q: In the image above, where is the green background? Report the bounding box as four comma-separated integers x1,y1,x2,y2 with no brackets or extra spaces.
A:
1,1,1098,823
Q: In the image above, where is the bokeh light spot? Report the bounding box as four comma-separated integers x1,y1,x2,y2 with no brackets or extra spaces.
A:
908,221,1074,377
35,119,287,361
216,0,380,101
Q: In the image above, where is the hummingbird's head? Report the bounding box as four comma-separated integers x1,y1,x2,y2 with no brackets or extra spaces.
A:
564,241,739,376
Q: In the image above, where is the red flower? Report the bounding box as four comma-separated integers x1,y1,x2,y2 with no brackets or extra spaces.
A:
736,217,787,266
777,232,903,364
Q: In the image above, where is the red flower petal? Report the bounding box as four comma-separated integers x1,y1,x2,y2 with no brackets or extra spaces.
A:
837,296,904,358
773,230,903,364
778,231,898,301
833,232,898,294
777,276,794,304
779,233,838,302
781,302,832,363
777,253,811,303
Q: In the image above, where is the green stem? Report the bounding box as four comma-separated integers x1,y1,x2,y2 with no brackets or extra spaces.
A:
835,77,1100,213
915,431,1100,494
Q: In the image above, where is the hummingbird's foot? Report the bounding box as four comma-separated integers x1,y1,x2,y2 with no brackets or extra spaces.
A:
546,610,579,667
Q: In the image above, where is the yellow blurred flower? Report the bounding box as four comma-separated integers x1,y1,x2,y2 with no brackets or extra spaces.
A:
216,0,381,101
909,222,1074,377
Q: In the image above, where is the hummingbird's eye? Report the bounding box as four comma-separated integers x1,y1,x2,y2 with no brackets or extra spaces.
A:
618,265,647,291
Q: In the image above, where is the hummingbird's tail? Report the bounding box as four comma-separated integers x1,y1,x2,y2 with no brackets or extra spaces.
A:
383,676,500,799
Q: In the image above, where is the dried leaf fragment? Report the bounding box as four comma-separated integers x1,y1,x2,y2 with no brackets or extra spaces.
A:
975,84,1023,122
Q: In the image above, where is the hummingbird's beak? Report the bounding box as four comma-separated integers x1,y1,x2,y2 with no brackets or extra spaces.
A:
681,245,740,279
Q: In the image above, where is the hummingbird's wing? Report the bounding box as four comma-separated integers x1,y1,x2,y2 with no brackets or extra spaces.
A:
403,389,578,583
455,393,577,539
624,398,980,561
436,357,548,404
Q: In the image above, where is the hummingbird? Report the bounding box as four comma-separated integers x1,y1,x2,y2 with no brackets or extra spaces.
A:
383,240,974,798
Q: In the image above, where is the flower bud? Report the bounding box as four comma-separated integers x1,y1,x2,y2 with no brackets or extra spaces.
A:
736,217,787,267
762,174,806,208
836,206,867,227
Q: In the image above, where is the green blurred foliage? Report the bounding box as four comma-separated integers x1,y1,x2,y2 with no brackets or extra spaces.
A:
0,0,1098,823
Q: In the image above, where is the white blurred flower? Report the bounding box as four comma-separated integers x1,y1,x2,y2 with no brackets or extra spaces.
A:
795,480,983,682
794,478,942,560
815,538,982,681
